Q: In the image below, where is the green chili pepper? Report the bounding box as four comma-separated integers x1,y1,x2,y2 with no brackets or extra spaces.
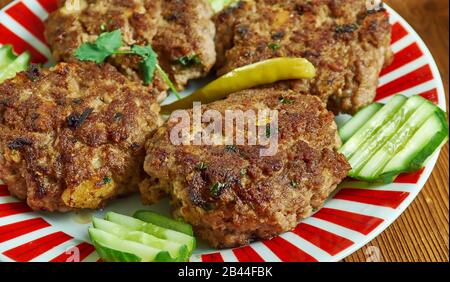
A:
161,57,316,114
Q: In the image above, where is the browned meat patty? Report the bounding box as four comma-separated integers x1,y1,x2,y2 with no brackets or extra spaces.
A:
0,62,162,212
45,0,216,93
214,0,393,114
140,88,350,248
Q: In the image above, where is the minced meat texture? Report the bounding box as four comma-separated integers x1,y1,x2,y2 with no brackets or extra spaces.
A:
0,62,162,211
214,0,393,114
45,0,216,93
141,88,350,248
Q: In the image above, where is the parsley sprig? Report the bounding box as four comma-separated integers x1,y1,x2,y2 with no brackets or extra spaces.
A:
75,29,180,99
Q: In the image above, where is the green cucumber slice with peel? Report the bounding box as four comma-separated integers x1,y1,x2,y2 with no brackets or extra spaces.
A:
133,210,193,236
339,103,383,143
358,100,443,181
339,95,407,159
92,217,189,261
88,228,175,262
105,212,195,252
348,95,426,175
380,111,448,183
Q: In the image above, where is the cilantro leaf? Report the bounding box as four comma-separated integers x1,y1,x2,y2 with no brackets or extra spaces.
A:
177,54,201,67
132,45,158,85
95,29,123,53
75,43,111,63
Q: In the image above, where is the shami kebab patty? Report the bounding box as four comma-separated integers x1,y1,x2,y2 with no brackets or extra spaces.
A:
45,0,216,92
140,88,350,248
214,0,393,114
0,62,162,212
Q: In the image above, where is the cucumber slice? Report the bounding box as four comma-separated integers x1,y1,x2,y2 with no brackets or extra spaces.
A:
348,95,426,175
380,111,448,183
339,103,383,143
89,228,174,262
339,95,407,159
358,100,442,181
0,45,17,70
133,210,193,236
0,51,31,83
93,218,189,261
105,212,196,252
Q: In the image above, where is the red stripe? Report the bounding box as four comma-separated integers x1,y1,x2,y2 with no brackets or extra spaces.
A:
201,252,224,262
0,202,32,218
263,236,317,262
6,2,47,43
0,23,48,63
0,185,9,196
334,188,410,209
36,0,58,13
419,88,439,104
376,65,434,101
3,231,72,262
292,223,354,256
50,242,95,262
0,218,50,243
380,43,423,76
232,246,265,262
394,168,425,184
313,208,384,235
391,22,408,44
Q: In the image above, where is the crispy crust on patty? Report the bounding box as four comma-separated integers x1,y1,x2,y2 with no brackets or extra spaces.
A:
214,0,393,114
0,62,162,211
141,88,350,248
45,0,216,92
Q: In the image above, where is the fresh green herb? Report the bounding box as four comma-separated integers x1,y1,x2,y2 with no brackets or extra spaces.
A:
177,54,201,67
225,145,238,153
290,180,298,188
75,30,180,99
210,182,226,197
279,96,293,104
266,123,272,138
196,162,208,171
240,168,247,176
103,176,112,185
268,42,281,51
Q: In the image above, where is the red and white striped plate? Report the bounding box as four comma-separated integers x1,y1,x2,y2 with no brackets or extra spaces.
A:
0,0,446,262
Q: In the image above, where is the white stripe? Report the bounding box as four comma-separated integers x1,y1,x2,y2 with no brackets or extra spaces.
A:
0,213,38,227
250,242,281,262
303,217,366,242
376,80,436,103
0,12,52,59
324,199,393,219
30,239,81,262
378,56,428,86
280,232,333,262
189,254,203,262
22,0,49,21
390,33,416,53
0,196,22,204
220,249,238,262
82,250,100,262
0,226,55,253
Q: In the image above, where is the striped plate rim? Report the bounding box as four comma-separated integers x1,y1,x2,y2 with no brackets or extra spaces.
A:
0,0,447,262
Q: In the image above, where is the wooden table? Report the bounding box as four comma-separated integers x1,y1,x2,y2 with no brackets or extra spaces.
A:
0,0,448,262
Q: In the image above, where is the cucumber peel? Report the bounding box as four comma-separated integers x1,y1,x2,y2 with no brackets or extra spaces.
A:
89,212,196,262
340,94,448,183
133,210,193,236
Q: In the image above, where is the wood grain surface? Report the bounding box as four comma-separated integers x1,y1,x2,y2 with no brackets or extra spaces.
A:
0,0,448,262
